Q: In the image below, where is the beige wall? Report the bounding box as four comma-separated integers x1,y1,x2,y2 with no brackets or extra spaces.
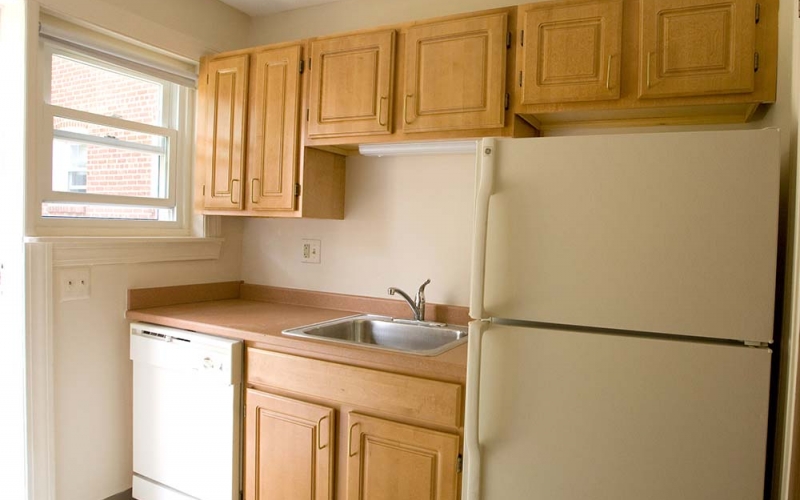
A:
42,0,251,59
241,154,476,306
51,220,243,500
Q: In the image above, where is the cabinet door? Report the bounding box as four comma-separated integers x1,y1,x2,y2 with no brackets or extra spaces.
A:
203,54,249,210
246,46,302,212
639,0,757,98
308,30,395,138
345,412,460,500
520,0,623,104
245,390,334,500
404,13,507,133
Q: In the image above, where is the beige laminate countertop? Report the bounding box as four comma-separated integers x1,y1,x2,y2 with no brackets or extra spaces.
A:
127,293,468,383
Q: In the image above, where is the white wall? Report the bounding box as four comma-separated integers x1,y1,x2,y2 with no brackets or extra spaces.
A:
241,154,476,306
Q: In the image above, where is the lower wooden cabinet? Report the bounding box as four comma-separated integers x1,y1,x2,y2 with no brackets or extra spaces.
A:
245,349,465,500
345,412,461,500
245,389,335,500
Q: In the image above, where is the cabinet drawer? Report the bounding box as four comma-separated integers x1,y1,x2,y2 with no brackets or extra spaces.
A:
247,348,462,428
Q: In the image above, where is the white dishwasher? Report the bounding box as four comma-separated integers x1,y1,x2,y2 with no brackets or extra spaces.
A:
130,322,243,500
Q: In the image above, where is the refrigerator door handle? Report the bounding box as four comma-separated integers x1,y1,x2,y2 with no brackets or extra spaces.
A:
463,320,488,500
470,139,496,320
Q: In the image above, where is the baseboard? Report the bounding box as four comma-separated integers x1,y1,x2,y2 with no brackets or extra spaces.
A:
104,488,133,500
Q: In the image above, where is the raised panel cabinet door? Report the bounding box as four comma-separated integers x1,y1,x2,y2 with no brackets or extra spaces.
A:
308,30,395,138
404,12,507,133
203,54,249,210
639,0,757,98
246,45,302,212
520,0,623,104
245,389,335,500
345,412,460,500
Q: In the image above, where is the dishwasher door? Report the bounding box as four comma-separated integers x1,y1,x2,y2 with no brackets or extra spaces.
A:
130,322,242,500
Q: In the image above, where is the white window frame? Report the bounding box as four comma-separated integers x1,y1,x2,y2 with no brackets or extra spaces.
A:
34,39,196,236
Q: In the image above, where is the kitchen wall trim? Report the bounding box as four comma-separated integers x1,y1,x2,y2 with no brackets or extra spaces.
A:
24,237,224,267
25,243,56,500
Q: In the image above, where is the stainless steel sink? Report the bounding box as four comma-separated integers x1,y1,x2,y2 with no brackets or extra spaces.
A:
282,314,468,356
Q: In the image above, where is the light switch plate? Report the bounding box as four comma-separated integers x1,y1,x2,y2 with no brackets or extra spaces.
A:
60,266,91,301
301,239,321,264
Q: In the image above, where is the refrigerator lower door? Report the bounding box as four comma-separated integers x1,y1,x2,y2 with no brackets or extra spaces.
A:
475,324,770,500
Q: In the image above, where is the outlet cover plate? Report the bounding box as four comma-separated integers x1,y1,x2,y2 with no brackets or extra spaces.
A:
60,266,91,301
302,239,321,264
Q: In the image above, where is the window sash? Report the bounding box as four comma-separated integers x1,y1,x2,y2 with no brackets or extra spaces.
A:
43,102,178,210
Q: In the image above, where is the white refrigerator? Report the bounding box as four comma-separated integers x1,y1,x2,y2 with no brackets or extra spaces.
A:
463,129,780,500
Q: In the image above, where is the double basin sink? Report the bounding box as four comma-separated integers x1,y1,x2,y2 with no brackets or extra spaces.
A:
282,314,468,356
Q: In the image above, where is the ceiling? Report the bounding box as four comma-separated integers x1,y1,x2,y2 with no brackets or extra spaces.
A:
219,0,343,17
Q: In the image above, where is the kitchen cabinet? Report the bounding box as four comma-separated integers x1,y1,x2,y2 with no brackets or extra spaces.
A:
307,29,396,139
201,54,248,210
513,0,777,130
198,45,346,219
639,0,757,98
345,412,460,500
245,389,334,500
246,45,302,212
403,12,508,133
245,348,464,500
518,0,623,104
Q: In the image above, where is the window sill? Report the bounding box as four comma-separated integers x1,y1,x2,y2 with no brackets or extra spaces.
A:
24,236,224,267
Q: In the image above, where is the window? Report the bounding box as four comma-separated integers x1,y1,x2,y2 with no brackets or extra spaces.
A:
36,17,198,234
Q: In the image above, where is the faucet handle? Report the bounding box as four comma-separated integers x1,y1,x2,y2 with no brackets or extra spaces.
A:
417,279,431,297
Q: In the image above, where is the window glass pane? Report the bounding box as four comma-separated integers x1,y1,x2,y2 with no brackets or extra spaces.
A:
52,138,167,199
50,54,164,126
42,203,174,221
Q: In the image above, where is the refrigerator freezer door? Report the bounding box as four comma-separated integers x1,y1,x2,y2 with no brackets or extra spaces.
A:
482,129,779,343
477,324,770,500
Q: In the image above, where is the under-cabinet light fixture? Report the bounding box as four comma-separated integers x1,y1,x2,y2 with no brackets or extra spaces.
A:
358,140,478,157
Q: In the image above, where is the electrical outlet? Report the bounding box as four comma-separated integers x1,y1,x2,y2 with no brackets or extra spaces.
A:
60,267,91,301
301,239,321,264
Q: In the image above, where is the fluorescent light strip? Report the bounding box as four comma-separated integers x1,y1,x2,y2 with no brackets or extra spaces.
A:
358,140,478,157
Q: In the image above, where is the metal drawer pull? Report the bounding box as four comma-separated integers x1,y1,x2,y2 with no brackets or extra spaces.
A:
348,422,361,457
317,415,329,450
378,96,388,126
230,179,240,205
251,178,260,204
403,94,414,125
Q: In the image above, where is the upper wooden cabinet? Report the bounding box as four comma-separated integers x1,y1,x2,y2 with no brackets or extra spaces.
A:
246,45,302,212
639,0,757,98
198,45,346,219
345,412,460,500
519,0,623,104
245,389,334,500
202,54,248,210
403,12,508,133
307,30,396,138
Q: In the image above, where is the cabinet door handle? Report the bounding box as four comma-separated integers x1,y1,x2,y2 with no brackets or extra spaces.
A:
606,54,614,90
646,52,654,89
317,415,329,450
348,422,361,457
403,94,414,125
230,179,240,205
378,96,388,126
250,178,260,204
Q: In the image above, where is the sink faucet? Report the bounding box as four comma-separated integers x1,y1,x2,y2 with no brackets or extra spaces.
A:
388,279,431,321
